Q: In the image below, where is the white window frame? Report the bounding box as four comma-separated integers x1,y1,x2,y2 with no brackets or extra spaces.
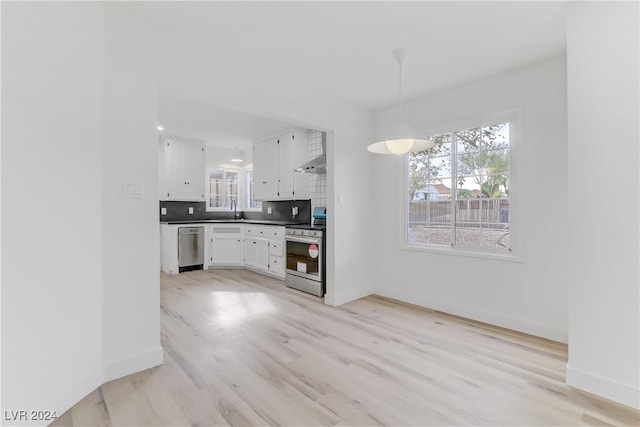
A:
206,168,239,211
243,168,262,212
401,112,522,262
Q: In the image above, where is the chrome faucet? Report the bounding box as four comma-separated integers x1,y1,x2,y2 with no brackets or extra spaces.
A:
230,199,239,220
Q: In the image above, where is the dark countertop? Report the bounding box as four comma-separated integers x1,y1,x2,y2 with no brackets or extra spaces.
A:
160,219,304,226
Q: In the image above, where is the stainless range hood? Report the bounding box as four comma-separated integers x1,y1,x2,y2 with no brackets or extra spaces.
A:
295,132,326,174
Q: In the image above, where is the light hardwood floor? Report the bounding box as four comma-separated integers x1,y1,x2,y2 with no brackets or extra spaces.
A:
53,269,639,426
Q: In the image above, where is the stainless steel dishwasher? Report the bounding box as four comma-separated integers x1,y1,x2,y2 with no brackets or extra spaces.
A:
178,226,204,272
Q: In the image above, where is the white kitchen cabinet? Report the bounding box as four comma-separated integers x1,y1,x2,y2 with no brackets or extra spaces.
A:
278,131,294,198
159,137,205,201
268,238,285,277
280,128,310,200
210,225,243,266
242,225,285,278
244,236,257,268
160,224,179,274
253,138,279,201
253,128,309,201
244,235,268,271
255,237,269,271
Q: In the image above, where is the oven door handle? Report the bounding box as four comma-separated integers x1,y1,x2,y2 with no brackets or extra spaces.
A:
285,235,321,245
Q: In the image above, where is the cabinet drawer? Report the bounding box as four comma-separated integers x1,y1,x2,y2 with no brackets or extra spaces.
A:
266,226,285,239
245,226,269,237
245,225,284,238
269,239,284,257
212,226,243,234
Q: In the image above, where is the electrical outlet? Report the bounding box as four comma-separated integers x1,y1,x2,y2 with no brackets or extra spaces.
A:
161,207,167,215
267,207,272,214
188,207,194,214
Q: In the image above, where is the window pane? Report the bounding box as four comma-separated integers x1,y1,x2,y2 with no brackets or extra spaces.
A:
226,171,238,207
408,222,452,246
429,156,452,179
454,197,510,249
245,169,262,209
408,196,452,246
456,123,509,155
454,226,510,249
209,168,224,208
456,173,509,199
406,121,511,252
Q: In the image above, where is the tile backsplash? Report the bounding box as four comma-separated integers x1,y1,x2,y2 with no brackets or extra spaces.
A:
160,200,310,223
308,129,327,210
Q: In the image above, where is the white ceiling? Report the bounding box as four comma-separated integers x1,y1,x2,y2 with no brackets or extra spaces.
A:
126,1,569,147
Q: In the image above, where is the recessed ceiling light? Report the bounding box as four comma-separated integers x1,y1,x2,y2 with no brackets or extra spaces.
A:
157,125,164,131
231,158,243,162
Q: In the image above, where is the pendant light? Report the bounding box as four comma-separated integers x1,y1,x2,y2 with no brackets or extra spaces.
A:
367,48,434,155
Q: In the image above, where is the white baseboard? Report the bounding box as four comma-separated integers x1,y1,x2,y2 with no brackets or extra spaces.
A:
566,364,640,410
374,285,568,343
104,346,164,382
324,286,371,307
40,367,102,425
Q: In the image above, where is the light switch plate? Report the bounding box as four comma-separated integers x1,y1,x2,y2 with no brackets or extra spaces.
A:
123,182,144,199
267,207,272,214
161,207,167,215
188,207,194,214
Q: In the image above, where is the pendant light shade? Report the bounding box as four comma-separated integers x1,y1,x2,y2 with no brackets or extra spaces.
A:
367,121,434,154
368,48,435,155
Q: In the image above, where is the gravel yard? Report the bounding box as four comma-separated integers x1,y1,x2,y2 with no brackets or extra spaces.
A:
408,225,510,249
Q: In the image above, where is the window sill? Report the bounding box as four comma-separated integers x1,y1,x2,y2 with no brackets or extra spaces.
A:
400,243,523,263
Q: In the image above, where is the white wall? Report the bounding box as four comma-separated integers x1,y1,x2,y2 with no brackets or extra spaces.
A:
206,145,245,172
101,7,163,381
371,56,569,342
566,1,639,409
1,2,105,422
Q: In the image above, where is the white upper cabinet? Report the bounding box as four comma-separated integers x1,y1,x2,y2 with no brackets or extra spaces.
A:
159,137,205,201
253,128,309,201
253,137,279,201
278,130,294,198
290,129,310,200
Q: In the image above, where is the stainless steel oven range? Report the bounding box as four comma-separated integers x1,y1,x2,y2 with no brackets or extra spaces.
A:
285,226,325,297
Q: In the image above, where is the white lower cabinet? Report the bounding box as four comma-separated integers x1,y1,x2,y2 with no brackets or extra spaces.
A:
244,236,257,268
160,224,179,274
268,239,285,277
210,225,243,266
162,222,286,280
244,225,285,279
255,237,270,271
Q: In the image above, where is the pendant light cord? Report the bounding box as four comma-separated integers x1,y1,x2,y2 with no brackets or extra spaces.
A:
393,47,407,120
398,58,403,118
